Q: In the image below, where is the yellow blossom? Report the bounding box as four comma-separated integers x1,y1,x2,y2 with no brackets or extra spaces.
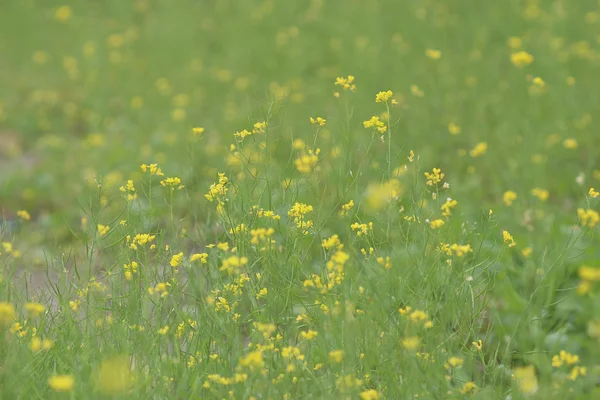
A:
503,230,516,247
469,142,487,157
402,336,421,350
334,75,356,91
531,188,549,201
140,163,164,176
17,210,31,221
310,117,326,126
295,148,320,173
578,208,599,228
430,219,445,229
448,123,461,135
363,115,387,133
328,350,343,363
510,51,534,67
190,253,208,263
424,168,445,186
513,365,538,395
425,49,441,60
0,302,16,326
360,389,380,400
375,90,393,103
25,302,45,318
503,190,517,206
170,252,184,268
563,138,578,149
54,6,73,23
48,375,75,392
96,356,132,395
160,177,184,190
460,381,477,395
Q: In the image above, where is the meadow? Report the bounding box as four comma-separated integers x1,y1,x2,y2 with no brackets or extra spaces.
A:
0,0,599,398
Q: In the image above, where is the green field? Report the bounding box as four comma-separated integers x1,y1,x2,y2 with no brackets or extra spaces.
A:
1,0,599,398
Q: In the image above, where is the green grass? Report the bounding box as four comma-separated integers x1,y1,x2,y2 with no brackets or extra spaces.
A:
1,0,599,398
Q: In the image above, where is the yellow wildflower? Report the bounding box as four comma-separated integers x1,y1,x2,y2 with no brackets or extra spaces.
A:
425,49,441,60
0,302,16,326
512,365,538,395
375,90,394,103
48,375,75,392
503,230,516,247
510,51,534,67
25,302,45,318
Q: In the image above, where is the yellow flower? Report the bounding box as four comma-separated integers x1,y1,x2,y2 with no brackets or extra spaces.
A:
295,148,320,173
119,180,137,201
96,356,132,395
579,265,600,281
328,350,343,363
192,127,205,136
441,198,458,217
568,366,587,381
0,302,16,326
300,330,318,340
531,188,549,201
334,75,356,91
402,336,420,350
360,389,380,400
48,375,75,392
140,163,164,176
521,247,533,258
375,90,393,103
532,77,545,87
170,252,184,268
30,337,53,352
512,365,538,395
365,179,402,210
160,177,184,190
363,115,387,133
425,49,441,60
472,340,483,351
577,208,600,228
448,123,461,135
424,168,445,186
589,188,600,198
252,121,267,134
158,325,169,335
563,138,578,149
17,210,31,221
503,190,517,206
510,51,534,67
309,117,326,126
430,219,445,229
54,6,73,23
234,129,253,139
239,350,265,371
460,381,477,394
98,224,110,237
288,202,314,231
255,288,268,299
190,253,208,263
410,85,424,97
25,302,45,318
448,356,464,367
469,142,488,157
503,230,516,247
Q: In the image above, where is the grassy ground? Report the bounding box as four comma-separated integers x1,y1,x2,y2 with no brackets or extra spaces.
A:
1,0,599,398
